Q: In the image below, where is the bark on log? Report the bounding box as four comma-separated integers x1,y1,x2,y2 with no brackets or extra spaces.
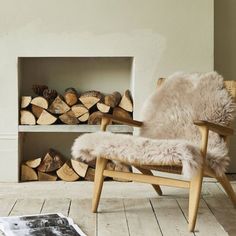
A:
26,158,41,169
37,149,64,172
21,164,38,181
112,107,132,122
31,105,44,119
59,110,79,125
31,96,49,109
87,111,104,125
84,168,95,181
97,102,110,113
64,88,78,106
37,110,57,125
43,89,58,103
38,171,57,181
79,91,102,109
32,84,48,96
119,90,133,112
21,96,32,109
71,159,89,178
56,161,80,181
48,96,70,114
71,104,88,118
20,110,36,125
104,91,122,108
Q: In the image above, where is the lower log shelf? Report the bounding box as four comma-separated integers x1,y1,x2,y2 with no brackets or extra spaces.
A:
18,125,133,133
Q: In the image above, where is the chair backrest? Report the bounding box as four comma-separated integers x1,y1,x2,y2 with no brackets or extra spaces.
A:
139,72,235,145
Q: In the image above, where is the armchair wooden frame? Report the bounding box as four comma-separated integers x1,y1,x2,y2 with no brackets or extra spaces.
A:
92,80,236,232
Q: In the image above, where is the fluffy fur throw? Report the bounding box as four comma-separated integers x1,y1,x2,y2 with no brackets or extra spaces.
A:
71,72,235,178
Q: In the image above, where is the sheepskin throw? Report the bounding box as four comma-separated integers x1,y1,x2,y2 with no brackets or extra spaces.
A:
71,72,235,178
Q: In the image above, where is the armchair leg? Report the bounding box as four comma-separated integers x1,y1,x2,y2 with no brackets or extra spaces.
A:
136,167,162,196
217,174,236,207
92,157,108,213
188,169,203,232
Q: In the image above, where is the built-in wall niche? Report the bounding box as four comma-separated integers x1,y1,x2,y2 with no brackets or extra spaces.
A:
18,57,133,96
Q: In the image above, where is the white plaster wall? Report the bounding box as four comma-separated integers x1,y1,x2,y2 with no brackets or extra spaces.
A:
0,0,213,181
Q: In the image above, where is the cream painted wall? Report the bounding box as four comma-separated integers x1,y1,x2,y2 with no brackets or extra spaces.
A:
215,0,236,172
0,0,213,181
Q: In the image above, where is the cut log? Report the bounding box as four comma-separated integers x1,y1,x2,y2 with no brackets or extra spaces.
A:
88,111,103,125
84,168,95,181
59,110,79,125
43,89,58,103
79,91,102,109
104,91,122,108
37,110,57,125
97,102,110,113
21,164,38,181
119,90,133,112
113,164,132,182
71,159,89,178
38,171,57,181
64,88,78,106
78,112,89,122
48,96,70,114
20,110,36,125
21,96,32,108
106,161,116,171
25,158,41,169
71,104,88,118
32,84,48,96
31,96,48,109
37,149,64,173
56,161,80,182
112,107,132,122
31,105,44,119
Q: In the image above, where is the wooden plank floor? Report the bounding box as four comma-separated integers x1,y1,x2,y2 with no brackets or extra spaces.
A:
0,176,235,236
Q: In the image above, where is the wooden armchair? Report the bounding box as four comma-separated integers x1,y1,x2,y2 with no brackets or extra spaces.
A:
92,79,236,232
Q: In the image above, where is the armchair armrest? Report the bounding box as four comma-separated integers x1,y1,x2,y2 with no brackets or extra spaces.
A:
102,114,143,127
194,120,234,136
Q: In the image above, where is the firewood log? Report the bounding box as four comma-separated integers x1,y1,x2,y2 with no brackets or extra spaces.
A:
79,91,102,109
71,159,89,177
37,149,64,172
21,164,38,181
64,88,78,106
31,96,49,109
97,102,110,113
113,164,132,182
31,105,44,119
21,96,32,109
25,158,41,169
71,104,88,118
78,112,89,122
84,168,95,181
20,110,36,125
112,107,132,122
119,90,133,112
59,110,79,125
56,161,80,181
88,111,103,125
32,84,48,96
37,110,57,125
43,89,58,103
48,96,70,114
104,91,122,108
38,171,57,181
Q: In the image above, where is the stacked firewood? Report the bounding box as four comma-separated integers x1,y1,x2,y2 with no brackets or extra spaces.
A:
21,149,132,182
20,85,133,125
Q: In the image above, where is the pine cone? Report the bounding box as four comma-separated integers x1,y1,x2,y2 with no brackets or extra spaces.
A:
32,84,48,96
43,89,58,102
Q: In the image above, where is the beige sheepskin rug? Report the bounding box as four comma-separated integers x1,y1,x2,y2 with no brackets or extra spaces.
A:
71,72,235,178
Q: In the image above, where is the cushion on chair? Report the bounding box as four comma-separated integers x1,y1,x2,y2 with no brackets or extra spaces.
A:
71,72,235,179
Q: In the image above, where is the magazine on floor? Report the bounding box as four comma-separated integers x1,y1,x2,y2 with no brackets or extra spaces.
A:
0,213,86,236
